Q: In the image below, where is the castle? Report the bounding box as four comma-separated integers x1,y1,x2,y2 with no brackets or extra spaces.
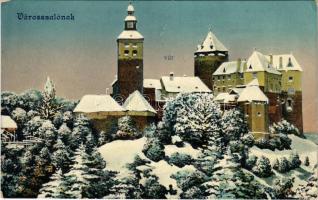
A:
74,3,303,138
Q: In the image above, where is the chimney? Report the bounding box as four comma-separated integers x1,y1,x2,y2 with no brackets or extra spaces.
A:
169,72,174,81
279,56,283,68
269,54,273,64
237,58,242,71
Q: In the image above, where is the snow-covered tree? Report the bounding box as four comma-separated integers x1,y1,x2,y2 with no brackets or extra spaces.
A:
35,120,57,147
273,158,280,171
272,177,295,199
304,156,310,166
245,155,258,170
52,138,72,172
163,93,223,147
142,175,167,199
116,116,140,139
289,152,301,169
37,77,62,120
37,169,66,198
63,144,92,198
11,107,27,125
252,156,272,177
277,157,291,173
169,152,193,167
70,115,92,150
271,119,302,137
142,138,165,162
204,152,267,199
23,116,44,137
221,108,249,143
57,123,72,145
106,175,142,199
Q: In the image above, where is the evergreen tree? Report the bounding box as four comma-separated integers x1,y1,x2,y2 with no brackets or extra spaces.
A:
277,157,291,173
142,175,167,199
37,169,67,198
51,138,72,173
37,77,62,120
57,123,72,146
272,177,295,199
252,156,272,177
304,156,310,166
142,138,165,162
289,152,301,169
273,158,280,171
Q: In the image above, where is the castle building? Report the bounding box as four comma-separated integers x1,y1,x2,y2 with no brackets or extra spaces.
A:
211,50,303,134
113,3,144,101
194,31,229,89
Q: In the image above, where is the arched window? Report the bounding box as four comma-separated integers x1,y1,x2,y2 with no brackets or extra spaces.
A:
124,50,129,56
132,50,137,56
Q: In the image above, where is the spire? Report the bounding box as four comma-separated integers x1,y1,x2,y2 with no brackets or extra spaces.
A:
124,2,137,30
195,30,228,53
127,2,134,14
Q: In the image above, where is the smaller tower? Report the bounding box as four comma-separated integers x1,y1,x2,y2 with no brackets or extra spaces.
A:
115,2,144,100
194,30,229,90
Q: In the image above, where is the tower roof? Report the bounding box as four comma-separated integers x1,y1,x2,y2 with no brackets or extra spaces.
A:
237,79,268,103
266,54,302,71
127,3,134,12
246,51,281,75
123,90,157,116
196,31,228,53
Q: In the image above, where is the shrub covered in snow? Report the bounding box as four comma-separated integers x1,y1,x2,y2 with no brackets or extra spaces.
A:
168,152,193,167
142,175,167,199
142,139,165,162
271,119,303,138
272,177,295,199
255,134,291,150
289,152,301,169
245,155,258,170
295,173,318,199
252,156,272,177
171,170,208,193
275,157,291,173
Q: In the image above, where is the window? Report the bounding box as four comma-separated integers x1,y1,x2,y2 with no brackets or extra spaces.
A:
257,112,261,117
239,73,244,79
132,50,137,57
252,72,257,79
288,76,293,82
228,75,231,80
249,65,252,69
124,50,129,56
127,22,134,29
288,88,295,95
286,98,293,112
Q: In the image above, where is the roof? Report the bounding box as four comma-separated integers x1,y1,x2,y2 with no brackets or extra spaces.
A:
74,95,126,114
237,79,268,103
213,60,246,75
1,115,18,129
144,79,162,90
246,51,281,75
266,54,302,71
123,90,157,116
214,93,237,103
127,3,134,12
125,15,136,21
196,31,228,53
161,76,211,93
118,30,144,40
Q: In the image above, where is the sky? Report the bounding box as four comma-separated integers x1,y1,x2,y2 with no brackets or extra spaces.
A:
1,0,317,132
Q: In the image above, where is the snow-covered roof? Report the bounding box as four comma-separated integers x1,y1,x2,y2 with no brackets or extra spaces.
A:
214,93,237,103
1,115,17,129
118,30,144,40
213,60,246,75
237,79,268,103
266,54,302,71
229,87,244,95
143,79,162,90
161,76,211,93
111,78,117,86
127,3,134,12
125,15,136,21
74,95,126,114
123,90,157,116
246,51,281,75
196,31,228,53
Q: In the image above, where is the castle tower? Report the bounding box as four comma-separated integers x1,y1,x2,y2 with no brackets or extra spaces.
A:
194,30,229,90
116,2,144,100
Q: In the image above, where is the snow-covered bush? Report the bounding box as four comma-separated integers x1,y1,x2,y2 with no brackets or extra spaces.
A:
168,152,193,167
142,175,167,199
276,157,291,173
272,177,295,199
245,155,258,170
255,134,291,151
116,116,141,139
241,133,255,147
162,93,223,147
142,139,165,162
12,107,27,125
181,186,205,199
57,123,72,146
194,150,219,176
252,156,272,177
295,173,318,199
171,170,208,192
289,152,301,169
271,119,303,138
126,155,151,173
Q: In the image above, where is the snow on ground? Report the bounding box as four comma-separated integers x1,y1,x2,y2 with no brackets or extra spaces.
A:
250,135,318,169
150,160,196,198
164,142,200,159
98,137,147,178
